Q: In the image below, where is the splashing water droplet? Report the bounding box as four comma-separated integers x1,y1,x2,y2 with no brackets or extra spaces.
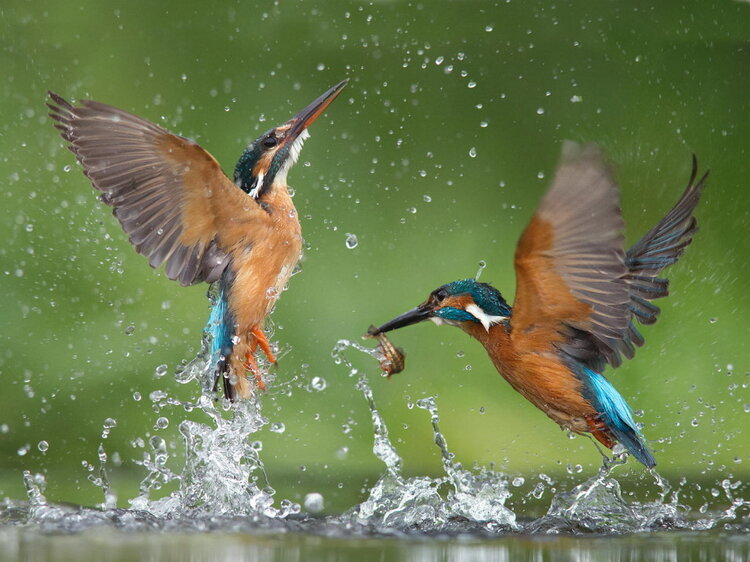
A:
155,417,169,430
37,441,49,453
304,492,325,513
154,364,168,378
345,233,358,249
270,422,286,434
266,287,279,298
475,260,487,280
468,147,477,158
311,377,327,391
102,418,117,439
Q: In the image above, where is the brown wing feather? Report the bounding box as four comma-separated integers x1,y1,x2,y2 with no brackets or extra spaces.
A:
47,92,261,287
512,142,631,357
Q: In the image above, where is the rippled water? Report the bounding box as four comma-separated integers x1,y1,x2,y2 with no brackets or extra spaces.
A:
1,340,748,562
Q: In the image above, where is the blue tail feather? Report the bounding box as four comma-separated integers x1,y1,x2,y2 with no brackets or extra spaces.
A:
205,278,236,398
581,366,656,468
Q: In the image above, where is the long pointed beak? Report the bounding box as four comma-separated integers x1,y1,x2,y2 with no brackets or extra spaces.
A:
286,79,348,140
369,304,434,336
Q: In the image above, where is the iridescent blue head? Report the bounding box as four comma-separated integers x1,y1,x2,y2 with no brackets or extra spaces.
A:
371,278,512,335
234,79,348,200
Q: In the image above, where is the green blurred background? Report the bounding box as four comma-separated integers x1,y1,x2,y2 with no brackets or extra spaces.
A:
0,0,748,513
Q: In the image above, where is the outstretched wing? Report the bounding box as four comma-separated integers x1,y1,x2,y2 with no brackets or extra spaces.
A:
611,156,709,365
512,142,630,365
512,142,707,370
48,92,260,286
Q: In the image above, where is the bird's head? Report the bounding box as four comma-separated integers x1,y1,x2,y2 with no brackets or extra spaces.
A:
370,279,512,336
234,79,348,199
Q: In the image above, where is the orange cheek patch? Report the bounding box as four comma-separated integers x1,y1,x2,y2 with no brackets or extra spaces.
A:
252,151,275,177
443,294,475,310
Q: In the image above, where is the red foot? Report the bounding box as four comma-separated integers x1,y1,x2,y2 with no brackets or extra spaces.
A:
251,326,277,364
585,414,615,449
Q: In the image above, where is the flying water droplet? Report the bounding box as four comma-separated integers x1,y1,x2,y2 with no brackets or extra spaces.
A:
37,441,49,453
311,377,327,391
304,492,325,513
154,364,168,378
468,147,477,158
270,422,286,434
475,260,487,280
101,418,117,439
345,233,358,249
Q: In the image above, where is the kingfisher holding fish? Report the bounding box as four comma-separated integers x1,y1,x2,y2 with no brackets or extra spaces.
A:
48,79,347,401
370,142,708,468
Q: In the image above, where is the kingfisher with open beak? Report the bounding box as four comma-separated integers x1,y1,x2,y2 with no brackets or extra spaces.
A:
48,79,347,401
370,142,708,468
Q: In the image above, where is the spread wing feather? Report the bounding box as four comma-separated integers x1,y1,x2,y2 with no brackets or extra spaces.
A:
512,142,707,370
48,92,262,287
512,142,630,365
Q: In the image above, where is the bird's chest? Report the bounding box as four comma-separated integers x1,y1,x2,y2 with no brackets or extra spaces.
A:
482,329,595,430
227,200,302,326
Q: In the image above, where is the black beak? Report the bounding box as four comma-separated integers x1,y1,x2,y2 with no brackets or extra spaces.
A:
368,303,434,336
286,79,348,140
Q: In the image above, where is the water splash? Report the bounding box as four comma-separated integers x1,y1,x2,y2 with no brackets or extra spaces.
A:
95,309,293,519
127,339,293,518
334,339,517,532
332,338,750,535
4,334,749,539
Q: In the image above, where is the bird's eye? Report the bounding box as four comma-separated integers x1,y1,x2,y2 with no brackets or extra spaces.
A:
433,288,449,302
262,136,278,149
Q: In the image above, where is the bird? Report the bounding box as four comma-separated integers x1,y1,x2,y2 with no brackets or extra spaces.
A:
48,79,348,401
369,142,708,468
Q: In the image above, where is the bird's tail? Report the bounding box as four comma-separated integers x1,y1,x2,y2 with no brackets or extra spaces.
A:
206,283,238,401
582,367,656,468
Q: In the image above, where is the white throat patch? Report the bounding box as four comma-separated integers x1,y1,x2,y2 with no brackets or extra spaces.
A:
275,129,310,186
466,304,508,332
249,172,264,199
